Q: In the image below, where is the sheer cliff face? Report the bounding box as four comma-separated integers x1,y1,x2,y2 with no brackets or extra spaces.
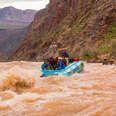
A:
10,0,116,61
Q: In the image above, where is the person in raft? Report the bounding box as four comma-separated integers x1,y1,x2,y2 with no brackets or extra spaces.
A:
61,52,80,65
41,57,59,70
41,57,65,70
41,52,80,70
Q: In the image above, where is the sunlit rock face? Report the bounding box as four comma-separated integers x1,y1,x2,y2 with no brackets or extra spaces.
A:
0,61,116,115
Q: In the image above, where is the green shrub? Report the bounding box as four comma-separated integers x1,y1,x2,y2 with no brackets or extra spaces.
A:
106,24,116,40
78,47,99,60
110,42,116,58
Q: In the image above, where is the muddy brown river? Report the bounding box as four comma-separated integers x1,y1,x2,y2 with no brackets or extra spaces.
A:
0,61,116,116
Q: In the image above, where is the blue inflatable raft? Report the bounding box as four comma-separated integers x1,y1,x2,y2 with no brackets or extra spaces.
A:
40,61,84,77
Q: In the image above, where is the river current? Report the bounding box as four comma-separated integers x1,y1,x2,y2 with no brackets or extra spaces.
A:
0,61,116,116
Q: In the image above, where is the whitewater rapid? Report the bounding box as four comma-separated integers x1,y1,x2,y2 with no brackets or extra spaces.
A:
0,61,116,116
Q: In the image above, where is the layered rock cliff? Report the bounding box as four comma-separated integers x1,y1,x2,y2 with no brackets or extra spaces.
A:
0,7,37,57
10,0,116,61
0,6,36,26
